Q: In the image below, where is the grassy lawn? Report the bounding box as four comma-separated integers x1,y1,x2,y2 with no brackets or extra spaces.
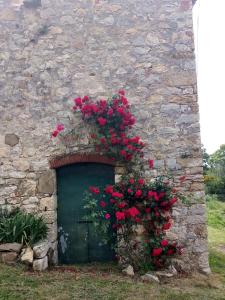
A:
0,197,225,300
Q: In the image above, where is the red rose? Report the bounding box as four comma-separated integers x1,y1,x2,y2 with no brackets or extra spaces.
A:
112,192,123,198
127,206,140,218
97,117,107,126
117,201,127,209
90,104,99,113
99,201,106,208
82,95,89,101
121,96,128,105
116,211,125,221
127,188,132,194
120,150,127,157
129,178,135,184
169,197,177,205
145,207,151,214
162,222,171,230
161,239,169,247
148,159,154,169
130,136,140,143
117,107,124,115
154,192,159,201
127,144,134,151
89,186,100,194
159,192,166,198
56,124,64,132
74,97,82,107
107,108,114,116
152,248,163,257
166,249,174,256
105,213,110,220
148,191,155,198
138,178,145,185
104,185,113,194
100,137,106,144
135,190,142,197
51,130,59,138
118,89,125,95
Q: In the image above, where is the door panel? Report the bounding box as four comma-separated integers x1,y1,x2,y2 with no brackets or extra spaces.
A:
57,163,114,264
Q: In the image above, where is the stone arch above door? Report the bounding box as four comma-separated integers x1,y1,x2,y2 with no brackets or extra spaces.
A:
49,153,116,169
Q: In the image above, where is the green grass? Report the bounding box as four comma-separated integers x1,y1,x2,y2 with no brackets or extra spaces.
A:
0,263,225,300
207,195,225,278
207,196,225,230
0,195,225,300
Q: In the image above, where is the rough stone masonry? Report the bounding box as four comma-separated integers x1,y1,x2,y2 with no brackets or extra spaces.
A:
0,0,209,272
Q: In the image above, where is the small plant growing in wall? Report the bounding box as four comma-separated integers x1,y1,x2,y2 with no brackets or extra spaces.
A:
52,90,184,271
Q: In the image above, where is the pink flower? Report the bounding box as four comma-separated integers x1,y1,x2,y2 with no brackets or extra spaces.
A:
117,201,127,209
148,159,154,169
120,150,126,157
82,95,89,102
89,186,100,194
169,197,177,206
97,117,107,126
74,97,82,107
152,248,163,257
105,213,110,220
127,188,132,194
107,108,114,117
51,130,59,138
115,211,125,221
154,192,159,201
148,191,155,198
166,249,174,256
127,206,140,218
112,192,123,198
57,124,64,132
104,185,113,194
129,178,135,184
161,239,169,247
100,201,106,208
100,137,106,144
135,190,142,197
145,207,151,214
162,222,171,230
138,178,145,185
118,89,125,96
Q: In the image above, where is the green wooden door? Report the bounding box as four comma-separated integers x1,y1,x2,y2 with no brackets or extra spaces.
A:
57,163,115,264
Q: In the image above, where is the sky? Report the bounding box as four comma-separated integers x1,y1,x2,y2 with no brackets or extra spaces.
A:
193,0,225,154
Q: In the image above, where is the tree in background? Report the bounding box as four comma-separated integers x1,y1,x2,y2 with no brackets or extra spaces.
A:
204,144,225,196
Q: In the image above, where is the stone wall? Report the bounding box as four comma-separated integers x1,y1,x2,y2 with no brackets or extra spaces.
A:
0,0,209,272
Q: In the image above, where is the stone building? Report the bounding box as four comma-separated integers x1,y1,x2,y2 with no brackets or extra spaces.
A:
0,0,209,272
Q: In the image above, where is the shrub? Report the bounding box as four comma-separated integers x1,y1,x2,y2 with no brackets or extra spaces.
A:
0,208,48,246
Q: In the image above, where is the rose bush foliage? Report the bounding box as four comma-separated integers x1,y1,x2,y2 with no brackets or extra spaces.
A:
52,90,144,162
84,174,182,270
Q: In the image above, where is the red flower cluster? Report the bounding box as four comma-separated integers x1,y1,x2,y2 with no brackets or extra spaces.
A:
71,91,144,161
87,174,182,269
51,123,64,138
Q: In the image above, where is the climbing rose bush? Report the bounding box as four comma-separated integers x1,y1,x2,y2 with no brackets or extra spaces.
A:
52,90,144,162
84,173,182,270
52,90,183,271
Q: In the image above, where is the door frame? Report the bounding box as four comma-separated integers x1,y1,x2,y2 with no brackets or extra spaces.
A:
49,152,125,264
